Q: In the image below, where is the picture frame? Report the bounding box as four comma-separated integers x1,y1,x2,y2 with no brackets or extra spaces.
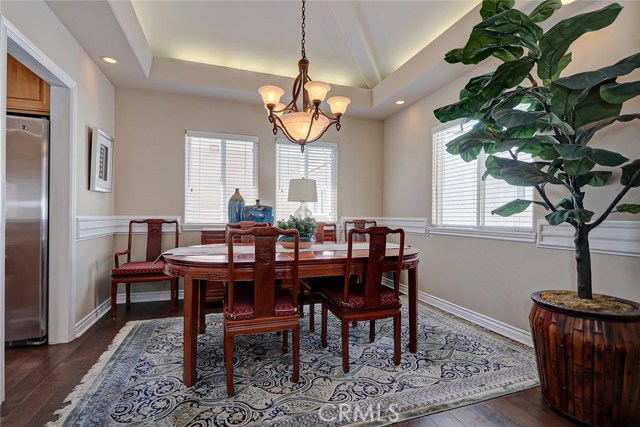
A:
90,128,114,192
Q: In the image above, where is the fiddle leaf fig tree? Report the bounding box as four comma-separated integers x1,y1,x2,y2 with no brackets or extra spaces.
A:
434,0,640,299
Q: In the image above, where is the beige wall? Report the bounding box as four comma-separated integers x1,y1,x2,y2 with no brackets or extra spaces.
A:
383,1,640,331
114,88,384,247
1,1,116,322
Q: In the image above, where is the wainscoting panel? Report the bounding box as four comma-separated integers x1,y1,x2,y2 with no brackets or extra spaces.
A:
537,220,640,257
76,216,182,241
340,217,428,235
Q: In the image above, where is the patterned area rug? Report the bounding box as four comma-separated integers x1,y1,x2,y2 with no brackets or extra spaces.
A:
48,304,538,426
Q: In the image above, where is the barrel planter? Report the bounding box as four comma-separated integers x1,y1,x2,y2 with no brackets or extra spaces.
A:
529,291,640,426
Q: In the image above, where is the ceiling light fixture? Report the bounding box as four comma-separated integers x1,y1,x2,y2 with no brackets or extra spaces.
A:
258,0,350,152
101,56,118,64
395,100,405,105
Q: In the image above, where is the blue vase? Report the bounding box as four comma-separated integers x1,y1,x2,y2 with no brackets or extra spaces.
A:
241,199,274,225
228,188,245,223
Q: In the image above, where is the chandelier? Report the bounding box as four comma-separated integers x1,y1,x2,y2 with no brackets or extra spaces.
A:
258,0,351,152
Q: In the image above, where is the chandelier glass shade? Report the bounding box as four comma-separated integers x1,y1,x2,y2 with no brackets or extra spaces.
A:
258,0,350,152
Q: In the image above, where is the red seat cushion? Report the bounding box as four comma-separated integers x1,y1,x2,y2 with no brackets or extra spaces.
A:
112,261,167,276
224,287,296,320
321,283,398,309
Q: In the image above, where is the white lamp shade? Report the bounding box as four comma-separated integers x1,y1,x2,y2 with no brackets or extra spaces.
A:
288,178,317,202
280,111,330,142
327,96,351,116
304,81,331,103
258,85,285,106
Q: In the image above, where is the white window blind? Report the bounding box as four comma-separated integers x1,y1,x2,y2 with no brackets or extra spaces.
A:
276,140,337,222
432,121,533,231
185,130,258,224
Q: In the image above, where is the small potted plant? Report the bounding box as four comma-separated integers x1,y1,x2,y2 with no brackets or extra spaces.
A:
276,215,318,249
433,1,640,425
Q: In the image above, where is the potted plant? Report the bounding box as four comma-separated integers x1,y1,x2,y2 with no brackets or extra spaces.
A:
277,215,318,249
433,1,640,425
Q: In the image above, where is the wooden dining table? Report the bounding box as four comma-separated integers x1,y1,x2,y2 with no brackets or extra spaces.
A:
163,242,420,387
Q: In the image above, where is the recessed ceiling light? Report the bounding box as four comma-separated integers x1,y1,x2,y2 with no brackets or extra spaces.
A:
395,100,405,105
101,56,118,64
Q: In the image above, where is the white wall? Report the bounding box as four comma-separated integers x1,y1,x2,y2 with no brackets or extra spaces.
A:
113,87,384,258
0,0,116,329
383,1,640,331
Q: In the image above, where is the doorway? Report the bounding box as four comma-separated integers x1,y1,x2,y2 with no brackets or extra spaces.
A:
1,17,77,401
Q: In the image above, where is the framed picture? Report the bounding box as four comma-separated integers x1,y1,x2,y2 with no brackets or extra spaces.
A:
90,128,114,192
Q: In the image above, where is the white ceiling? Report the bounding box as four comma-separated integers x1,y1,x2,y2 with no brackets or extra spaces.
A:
44,0,592,119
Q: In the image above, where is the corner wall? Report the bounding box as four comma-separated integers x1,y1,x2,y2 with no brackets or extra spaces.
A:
382,1,640,331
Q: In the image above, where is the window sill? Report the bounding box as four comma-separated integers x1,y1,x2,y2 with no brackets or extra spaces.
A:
428,226,536,243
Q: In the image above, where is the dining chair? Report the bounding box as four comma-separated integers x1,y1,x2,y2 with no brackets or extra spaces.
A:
111,219,180,319
319,226,405,373
300,222,338,332
224,221,269,243
343,219,377,242
224,226,300,395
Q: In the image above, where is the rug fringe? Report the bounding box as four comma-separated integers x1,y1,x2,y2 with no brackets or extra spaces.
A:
45,320,140,427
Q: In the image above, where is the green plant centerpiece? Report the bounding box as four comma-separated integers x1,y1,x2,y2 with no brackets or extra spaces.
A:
433,1,640,424
276,215,318,248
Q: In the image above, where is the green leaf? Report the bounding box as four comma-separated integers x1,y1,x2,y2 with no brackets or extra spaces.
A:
551,53,572,81
545,209,595,225
444,48,464,64
445,127,496,162
600,81,640,104
572,86,623,129
554,52,640,89
550,83,589,117
461,72,494,100
492,109,574,135
434,97,484,123
492,199,549,216
529,0,562,23
621,159,640,187
563,158,596,175
537,3,622,80
576,171,612,187
481,57,536,99
461,30,522,65
554,145,628,167
500,162,564,186
492,46,525,62
616,204,640,214
575,114,640,145
555,196,575,210
480,0,515,20
476,9,543,48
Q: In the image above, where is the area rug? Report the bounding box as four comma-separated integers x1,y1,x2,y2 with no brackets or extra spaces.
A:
47,303,539,426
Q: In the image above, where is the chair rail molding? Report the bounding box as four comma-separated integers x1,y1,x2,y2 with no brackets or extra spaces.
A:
76,215,182,240
340,217,428,235
537,220,640,257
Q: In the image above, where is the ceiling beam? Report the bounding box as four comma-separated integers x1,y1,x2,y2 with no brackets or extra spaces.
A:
327,1,380,89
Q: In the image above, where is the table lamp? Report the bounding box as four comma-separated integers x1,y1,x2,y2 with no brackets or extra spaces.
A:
288,178,317,219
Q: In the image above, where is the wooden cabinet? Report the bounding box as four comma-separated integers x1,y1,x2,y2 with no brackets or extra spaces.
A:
6,54,50,116
200,230,226,302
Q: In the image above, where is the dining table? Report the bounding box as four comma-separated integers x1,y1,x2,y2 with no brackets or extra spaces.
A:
162,241,420,387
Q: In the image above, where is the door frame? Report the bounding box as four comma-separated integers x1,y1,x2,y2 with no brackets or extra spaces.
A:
0,16,78,401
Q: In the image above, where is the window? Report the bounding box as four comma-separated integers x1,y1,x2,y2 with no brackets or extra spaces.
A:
185,130,258,225
276,139,337,222
432,121,533,232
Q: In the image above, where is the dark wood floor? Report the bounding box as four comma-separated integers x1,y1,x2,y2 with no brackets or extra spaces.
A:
1,301,580,427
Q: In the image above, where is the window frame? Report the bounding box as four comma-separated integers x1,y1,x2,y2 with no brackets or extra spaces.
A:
183,130,259,230
430,120,537,243
275,139,338,222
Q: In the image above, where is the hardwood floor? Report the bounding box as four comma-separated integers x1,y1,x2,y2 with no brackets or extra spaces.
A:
1,301,580,427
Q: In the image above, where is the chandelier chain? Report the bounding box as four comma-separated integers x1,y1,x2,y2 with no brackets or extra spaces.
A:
301,0,306,59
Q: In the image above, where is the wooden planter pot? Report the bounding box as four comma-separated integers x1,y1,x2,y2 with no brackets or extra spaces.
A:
529,291,640,426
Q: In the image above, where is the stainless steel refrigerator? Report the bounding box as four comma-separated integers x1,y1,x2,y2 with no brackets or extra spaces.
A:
5,114,49,345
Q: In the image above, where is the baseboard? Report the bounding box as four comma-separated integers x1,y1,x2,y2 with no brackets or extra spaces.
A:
115,289,185,304
391,279,532,347
75,298,111,338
